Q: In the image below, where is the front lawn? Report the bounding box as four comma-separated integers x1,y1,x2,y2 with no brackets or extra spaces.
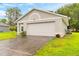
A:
36,32,79,56
0,31,16,40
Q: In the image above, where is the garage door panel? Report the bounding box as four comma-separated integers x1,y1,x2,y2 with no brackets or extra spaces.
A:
27,22,55,36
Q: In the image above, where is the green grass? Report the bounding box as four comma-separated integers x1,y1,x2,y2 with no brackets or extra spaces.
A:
0,31,16,40
35,32,79,56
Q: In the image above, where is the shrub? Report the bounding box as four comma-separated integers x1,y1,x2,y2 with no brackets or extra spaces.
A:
20,31,26,37
56,34,61,38
9,26,17,31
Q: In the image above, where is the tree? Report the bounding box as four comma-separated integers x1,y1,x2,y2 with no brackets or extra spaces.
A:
0,19,7,23
6,7,21,25
56,3,79,31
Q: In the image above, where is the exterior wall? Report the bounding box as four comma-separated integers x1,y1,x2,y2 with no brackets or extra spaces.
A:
17,9,68,37
17,18,66,37
17,10,61,35
0,26,9,32
61,19,68,37
62,17,69,26
18,10,60,23
55,18,67,37
60,17,69,37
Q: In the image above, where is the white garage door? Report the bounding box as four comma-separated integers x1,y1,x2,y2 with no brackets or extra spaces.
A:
27,22,56,36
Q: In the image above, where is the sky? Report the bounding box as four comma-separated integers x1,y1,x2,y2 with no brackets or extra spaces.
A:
0,3,69,19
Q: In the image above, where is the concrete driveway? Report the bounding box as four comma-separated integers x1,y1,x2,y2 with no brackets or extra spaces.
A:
0,36,52,56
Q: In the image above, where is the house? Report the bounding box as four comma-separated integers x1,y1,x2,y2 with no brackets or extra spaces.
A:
0,23,9,32
15,8,70,37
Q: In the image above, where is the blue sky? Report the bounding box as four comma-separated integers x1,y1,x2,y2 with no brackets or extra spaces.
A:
0,3,69,18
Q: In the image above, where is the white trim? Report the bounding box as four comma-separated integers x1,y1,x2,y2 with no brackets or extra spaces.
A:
27,19,55,24
28,13,41,20
18,17,61,23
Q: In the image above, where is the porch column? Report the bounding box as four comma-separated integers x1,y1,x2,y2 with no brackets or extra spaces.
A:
17,23,20,35
23,22,27,34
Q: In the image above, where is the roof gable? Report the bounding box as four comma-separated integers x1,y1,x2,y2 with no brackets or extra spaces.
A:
14,8,70,23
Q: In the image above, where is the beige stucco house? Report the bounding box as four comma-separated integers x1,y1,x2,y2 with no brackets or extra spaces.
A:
15,8,70,37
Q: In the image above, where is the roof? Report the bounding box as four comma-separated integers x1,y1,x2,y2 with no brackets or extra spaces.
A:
0,23,9,27
14,8,70,23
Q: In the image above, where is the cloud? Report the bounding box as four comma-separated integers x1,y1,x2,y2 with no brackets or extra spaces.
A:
0,3,35,8
27,3,35,6
0,10,6,18
0,3,17,7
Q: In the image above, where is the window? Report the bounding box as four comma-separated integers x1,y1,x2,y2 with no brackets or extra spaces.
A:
21,26,24,31
67,26,71,29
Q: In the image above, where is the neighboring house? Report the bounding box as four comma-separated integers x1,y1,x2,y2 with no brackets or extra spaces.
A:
15,8,70,37
0,23,9,32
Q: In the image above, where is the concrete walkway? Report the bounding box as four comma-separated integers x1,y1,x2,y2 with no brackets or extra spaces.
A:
0,36,52,56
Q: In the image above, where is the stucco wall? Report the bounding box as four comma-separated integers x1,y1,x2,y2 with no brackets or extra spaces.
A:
18,10,60,23
17,9,68,37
